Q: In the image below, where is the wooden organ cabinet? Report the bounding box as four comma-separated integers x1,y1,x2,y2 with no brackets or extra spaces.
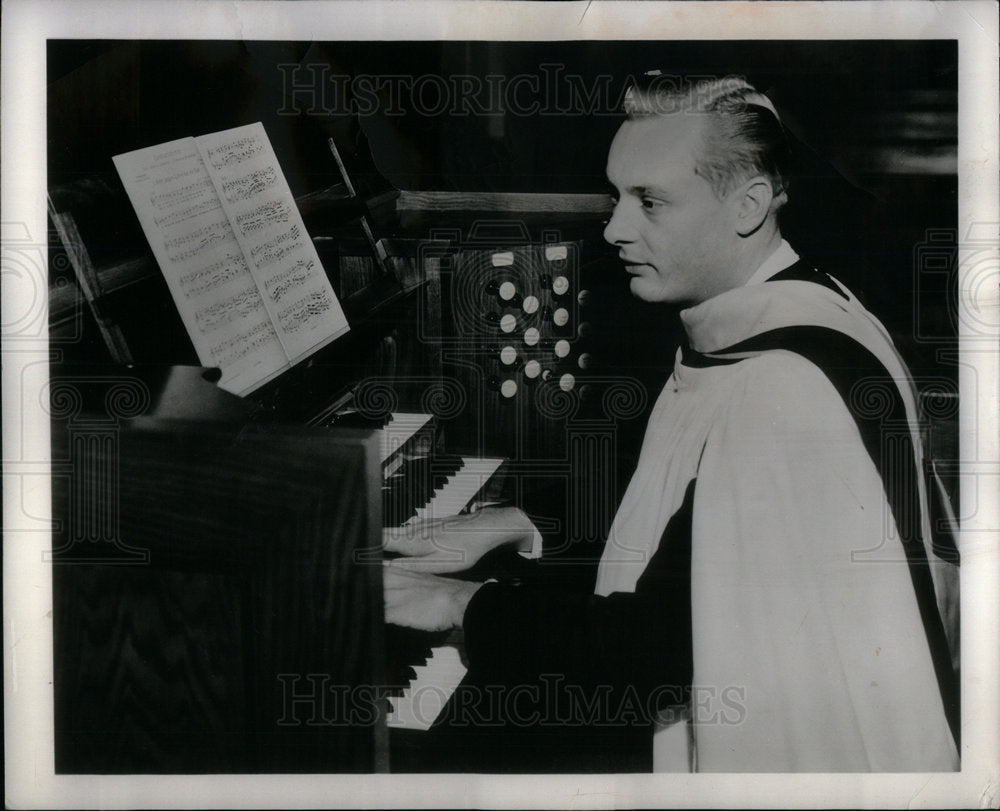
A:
48,135,669,771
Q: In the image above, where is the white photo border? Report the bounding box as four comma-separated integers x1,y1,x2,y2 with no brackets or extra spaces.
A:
3,1,997,808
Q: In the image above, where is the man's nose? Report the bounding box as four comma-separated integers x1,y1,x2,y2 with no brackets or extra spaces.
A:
603,201,634,246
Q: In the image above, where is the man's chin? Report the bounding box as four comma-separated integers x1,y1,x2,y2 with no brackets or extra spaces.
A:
628,276,677,304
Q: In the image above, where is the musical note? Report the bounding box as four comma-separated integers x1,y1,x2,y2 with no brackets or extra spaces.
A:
163,216,231,251
207,319,280,367
178,253,251,299
152,197,222,229
221,167,278,204
234,199,292,236
194,283,267,334
164,218,237,264
203,135,264,170
264,258,317,304
152,164,206,187
276,289,334,334
148,177,216,210
249,224,302,268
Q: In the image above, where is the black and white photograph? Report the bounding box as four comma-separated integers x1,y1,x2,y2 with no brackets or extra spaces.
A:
3,1,997,808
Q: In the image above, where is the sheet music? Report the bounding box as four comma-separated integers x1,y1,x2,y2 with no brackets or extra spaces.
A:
113,124,350,395
113,137,288,394
196,123,349,364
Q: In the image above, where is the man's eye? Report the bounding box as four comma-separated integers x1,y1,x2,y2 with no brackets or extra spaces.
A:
640,197,663,210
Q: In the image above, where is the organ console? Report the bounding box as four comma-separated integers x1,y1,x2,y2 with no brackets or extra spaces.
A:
47,118,644,771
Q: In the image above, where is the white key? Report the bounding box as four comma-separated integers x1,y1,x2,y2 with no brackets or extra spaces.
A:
409,457,504,522
387,645,467,731
378,412,433,466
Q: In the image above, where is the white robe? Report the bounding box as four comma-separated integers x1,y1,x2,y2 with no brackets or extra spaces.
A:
595,277,959,772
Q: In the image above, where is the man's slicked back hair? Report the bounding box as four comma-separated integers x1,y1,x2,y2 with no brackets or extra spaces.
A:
624,76,792,210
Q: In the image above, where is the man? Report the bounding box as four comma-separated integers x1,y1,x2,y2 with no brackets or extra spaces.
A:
383,76,959,772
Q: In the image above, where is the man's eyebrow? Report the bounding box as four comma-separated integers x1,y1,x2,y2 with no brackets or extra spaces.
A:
604,180,672,198
631,185,672,197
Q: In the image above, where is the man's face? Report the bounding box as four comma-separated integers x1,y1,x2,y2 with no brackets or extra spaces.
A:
604,114,744,306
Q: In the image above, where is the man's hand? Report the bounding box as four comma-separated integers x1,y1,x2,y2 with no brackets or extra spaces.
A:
383,506,538,574
383,567,483,632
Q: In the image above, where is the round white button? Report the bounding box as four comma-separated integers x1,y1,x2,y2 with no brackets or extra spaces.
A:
500,346,517,365
559,373,576,392
501,379,518,398
498,281,516,301
522,295,539,315
523,327,540,346
554,339,570,358
552,275,570,296
524,359,541,379
500,313,516,333
553,307,569,327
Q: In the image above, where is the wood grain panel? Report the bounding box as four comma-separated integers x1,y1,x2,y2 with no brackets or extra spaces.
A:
52,418,385,773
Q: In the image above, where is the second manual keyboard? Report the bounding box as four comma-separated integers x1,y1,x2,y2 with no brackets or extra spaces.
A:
383,454,506,527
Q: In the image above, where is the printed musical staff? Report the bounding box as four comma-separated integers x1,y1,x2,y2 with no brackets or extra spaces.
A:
179,253,252,299
234,199,293,236
163,216,232,252
221,166,278,204
276,289,334,334
165,218,236,264
264,258,316,304
151,197,222,230
152,163,204,187
203,135,264,170
207,319,281,368
149,177,217,210
249,224,302,268
194,283,267,334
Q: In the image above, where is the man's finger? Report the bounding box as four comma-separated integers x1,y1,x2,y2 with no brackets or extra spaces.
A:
385,555,467,574
383,562,430,577
383,573,440,597
382,533,425,554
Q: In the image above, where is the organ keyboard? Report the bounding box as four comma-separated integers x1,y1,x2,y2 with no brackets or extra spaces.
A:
332,410,511,527
375,412,434,467
401,456,505,523
321,405,534,733
369,416,535,732
387,645,466,731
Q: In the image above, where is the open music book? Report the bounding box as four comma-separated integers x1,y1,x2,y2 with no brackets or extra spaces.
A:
113,122,350,396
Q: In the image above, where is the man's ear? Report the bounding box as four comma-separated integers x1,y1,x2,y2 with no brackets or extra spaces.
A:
734,177,774,236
